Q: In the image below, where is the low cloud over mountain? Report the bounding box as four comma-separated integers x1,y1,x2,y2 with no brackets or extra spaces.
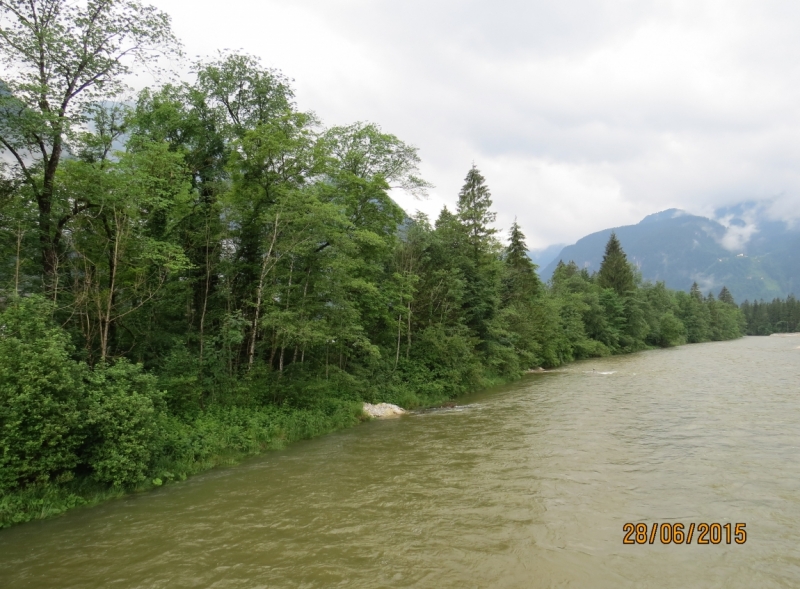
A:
542,206,800,302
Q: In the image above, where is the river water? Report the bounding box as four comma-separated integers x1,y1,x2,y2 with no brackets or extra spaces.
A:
2,336,800,588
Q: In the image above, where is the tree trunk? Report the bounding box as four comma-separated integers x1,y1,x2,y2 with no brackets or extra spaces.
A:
14,223,24,295
100,212,121,362
248,213,280,370
199,222,212,364
394,313,402,369
406,301,412,359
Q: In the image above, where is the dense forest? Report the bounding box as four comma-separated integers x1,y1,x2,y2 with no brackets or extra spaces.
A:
0,0,745,527
741,296,800,334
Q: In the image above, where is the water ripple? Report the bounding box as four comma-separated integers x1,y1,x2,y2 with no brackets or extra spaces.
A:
1,337,800,587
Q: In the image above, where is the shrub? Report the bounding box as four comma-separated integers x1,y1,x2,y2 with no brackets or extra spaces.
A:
83,360,163,487
0,297,86,492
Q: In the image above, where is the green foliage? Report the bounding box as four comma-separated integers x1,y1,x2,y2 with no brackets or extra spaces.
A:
0,12,749,527
741,294,799,335
0,297,85,492
719,286,736,305
457,164,497,256
597,232,636,295
655,312,687,347
83,361,162,487
678,286,712,343
0,298,162,491
504,220,542,302
0,0,180,288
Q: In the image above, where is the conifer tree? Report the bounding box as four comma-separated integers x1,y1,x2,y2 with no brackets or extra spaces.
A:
682,283,711,341
505,220,530,268
597,232,635,295
503,219,541,300
456,164,497,258
718,286,736,305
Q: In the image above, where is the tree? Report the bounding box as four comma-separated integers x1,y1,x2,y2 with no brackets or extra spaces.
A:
678,285,711,343
505,219,534,271
448,165,502,347
195,52,294,137
456,164,496,258
503,219,541,302
718,286,736,305
597,232,635,295
0,0,179,287
62,141,192,361
323,122,430,197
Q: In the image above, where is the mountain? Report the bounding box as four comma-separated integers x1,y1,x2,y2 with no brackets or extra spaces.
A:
527,243,566,273
541,208,800,303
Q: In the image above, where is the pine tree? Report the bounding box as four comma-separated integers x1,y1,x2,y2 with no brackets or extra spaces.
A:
597,232,635,295
503,219,541,300
718,286,736,305
456,164,497,258
506,219,534,270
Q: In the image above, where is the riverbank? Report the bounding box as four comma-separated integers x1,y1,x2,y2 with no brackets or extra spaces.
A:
0,369,526,529
0,338,742,530
0,402,365,528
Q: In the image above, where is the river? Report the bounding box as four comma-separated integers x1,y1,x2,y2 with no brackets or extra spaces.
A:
2,336,800,588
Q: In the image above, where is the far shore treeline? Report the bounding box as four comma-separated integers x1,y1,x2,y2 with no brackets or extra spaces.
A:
0,0,747,527
740,296,800,335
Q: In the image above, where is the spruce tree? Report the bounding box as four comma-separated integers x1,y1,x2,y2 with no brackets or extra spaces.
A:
506,220,534,270
456,164,497,258
718,286,736,305
504,219,541,300
597,232,635,295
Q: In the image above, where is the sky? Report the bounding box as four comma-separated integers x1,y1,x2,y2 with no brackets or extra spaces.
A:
146,0,800,249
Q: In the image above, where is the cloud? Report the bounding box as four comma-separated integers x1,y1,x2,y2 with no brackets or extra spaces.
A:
148,0,800,245
719,222,759,252
690,271,720,295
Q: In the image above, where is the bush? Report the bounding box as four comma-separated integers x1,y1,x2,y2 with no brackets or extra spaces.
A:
0,297,165,491
83,360,163,487
0,297,86,492
657,312,687,347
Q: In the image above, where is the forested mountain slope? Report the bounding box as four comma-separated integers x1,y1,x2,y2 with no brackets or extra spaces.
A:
542,208,800,302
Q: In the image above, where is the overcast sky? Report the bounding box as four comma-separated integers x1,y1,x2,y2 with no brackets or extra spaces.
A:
148,0,800,249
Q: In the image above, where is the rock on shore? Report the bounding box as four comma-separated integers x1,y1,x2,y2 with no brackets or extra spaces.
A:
363,402,407,418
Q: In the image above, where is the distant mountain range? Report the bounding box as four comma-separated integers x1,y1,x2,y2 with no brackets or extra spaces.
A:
540,207,800,303
528,243,566,269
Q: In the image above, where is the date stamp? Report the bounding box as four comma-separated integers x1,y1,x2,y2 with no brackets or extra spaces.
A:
623,523,746,545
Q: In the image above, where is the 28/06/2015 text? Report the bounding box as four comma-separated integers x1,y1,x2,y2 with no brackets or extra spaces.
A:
623,523,746,545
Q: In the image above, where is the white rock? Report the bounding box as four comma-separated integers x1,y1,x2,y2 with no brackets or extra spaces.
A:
363,402,407,418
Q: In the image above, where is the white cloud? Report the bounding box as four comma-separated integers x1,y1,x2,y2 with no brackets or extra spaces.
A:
719,222,759,252
147,0,800,245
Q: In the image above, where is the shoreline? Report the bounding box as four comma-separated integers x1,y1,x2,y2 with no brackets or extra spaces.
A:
0,337,746,530
0,371,524,529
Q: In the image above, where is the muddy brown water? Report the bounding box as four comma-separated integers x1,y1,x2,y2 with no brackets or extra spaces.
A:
2,336,800,588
